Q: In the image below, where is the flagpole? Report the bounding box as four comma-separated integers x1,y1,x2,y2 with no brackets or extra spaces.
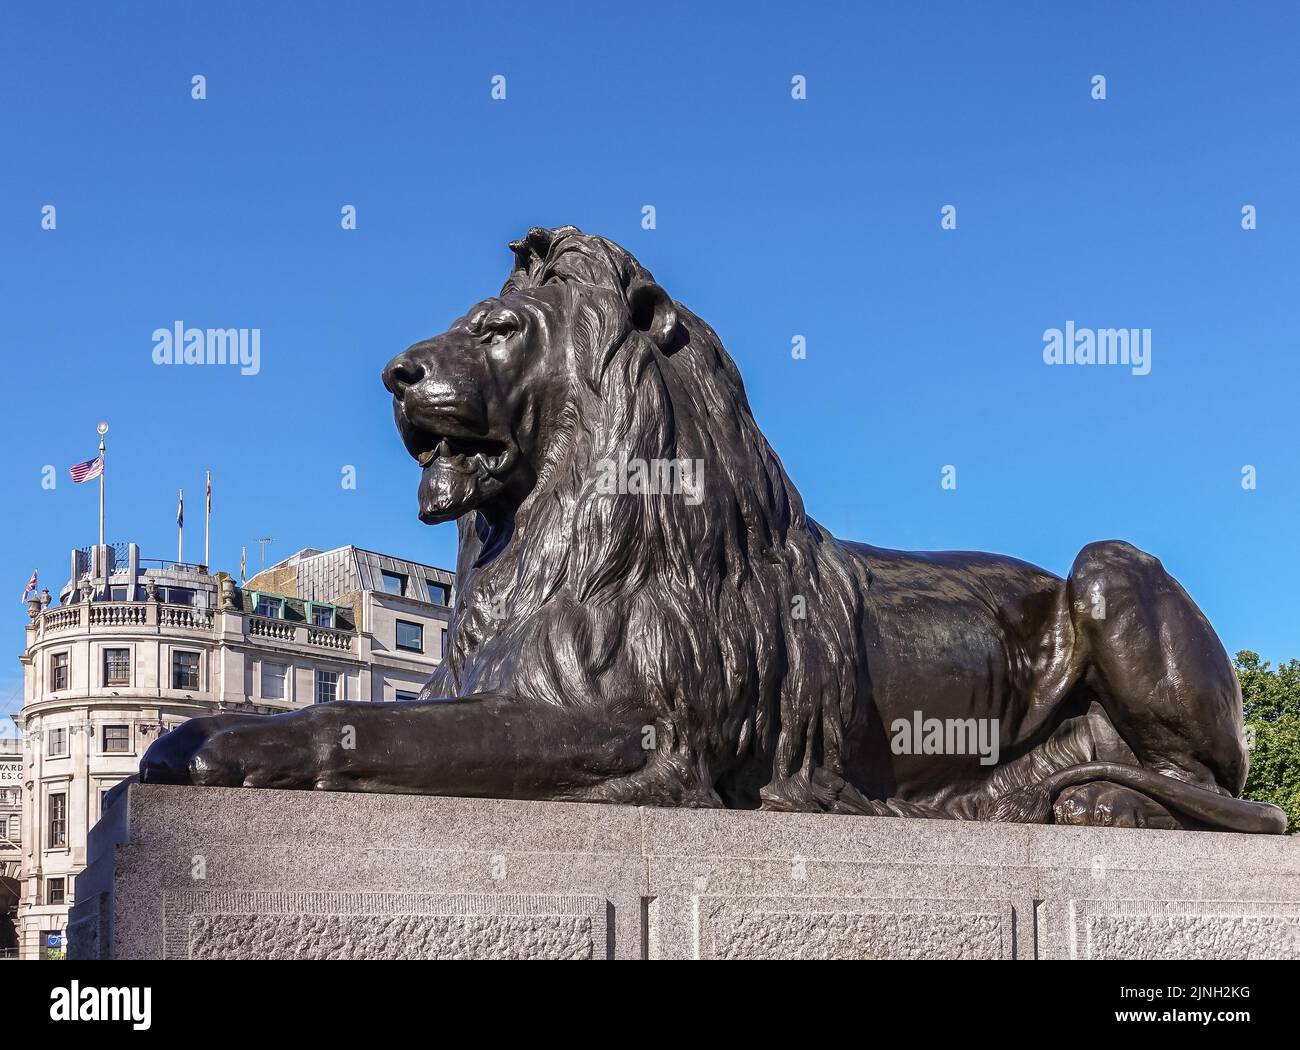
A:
96,422,108,547
204,471,211,569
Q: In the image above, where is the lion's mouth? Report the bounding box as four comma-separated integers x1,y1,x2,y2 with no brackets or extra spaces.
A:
403,422,516,524
413,433,512,476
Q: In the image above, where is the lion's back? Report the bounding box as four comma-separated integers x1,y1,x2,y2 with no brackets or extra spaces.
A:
834,536,1060,702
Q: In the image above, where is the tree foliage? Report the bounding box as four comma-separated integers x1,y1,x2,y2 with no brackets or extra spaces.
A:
1236,650,1300,834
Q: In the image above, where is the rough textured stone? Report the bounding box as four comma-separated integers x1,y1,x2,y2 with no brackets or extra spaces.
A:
189,913,594,961
701,898,1010,960
70,785,1300,960
165,890,607,960
1069,900,1300,960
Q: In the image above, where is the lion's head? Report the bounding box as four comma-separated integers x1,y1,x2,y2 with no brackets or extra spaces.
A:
383,226,868,810
382,226,681,527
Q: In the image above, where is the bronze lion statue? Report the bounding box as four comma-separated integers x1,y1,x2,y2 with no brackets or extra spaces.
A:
141,225,1285,833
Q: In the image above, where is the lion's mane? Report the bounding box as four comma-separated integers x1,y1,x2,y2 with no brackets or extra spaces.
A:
434,227,876,811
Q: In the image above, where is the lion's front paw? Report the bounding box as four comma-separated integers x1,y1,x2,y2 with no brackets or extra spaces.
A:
188,731,250,787
190,714,323,789
139,714,253,785
141,711,319,789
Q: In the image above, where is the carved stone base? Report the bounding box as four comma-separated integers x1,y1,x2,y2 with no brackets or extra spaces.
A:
69,785,1300,960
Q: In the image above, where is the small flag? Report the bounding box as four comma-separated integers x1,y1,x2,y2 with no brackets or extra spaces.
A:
69,455,103,484
22,569,37,602
206,471,212,514
240,545,247,582
176,489,184,528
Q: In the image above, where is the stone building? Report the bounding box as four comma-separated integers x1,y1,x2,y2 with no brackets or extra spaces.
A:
0,734,20,958
15,540,454,960
0,736,20,877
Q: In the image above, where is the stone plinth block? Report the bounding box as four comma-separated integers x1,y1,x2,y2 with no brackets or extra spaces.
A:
69,784,1300,960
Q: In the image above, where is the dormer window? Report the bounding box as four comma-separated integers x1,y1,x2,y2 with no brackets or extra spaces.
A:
254,593,284,619
309,604,335,629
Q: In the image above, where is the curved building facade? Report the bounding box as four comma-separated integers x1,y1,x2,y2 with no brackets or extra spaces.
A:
16,541,453,959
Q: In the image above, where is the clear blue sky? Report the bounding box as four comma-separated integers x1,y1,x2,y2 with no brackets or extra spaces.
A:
2,1,1297,722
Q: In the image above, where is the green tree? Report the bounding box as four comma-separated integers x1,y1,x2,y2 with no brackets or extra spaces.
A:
1236,650,1300,834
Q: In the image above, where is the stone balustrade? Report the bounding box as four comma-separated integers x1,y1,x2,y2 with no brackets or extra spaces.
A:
248,616,296,641
158,605,214,630
307,625,353,651
89,604,149,627
33,603,354,653
41,607,82,634
37,602,213,636
249,616,355,653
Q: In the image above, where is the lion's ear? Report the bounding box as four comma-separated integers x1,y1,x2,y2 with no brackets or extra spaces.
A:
628,281,680,354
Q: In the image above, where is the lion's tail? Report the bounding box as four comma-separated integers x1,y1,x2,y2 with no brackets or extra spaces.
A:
992,761,1287,834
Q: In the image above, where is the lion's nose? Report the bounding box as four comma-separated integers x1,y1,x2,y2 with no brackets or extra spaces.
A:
382,350,426,398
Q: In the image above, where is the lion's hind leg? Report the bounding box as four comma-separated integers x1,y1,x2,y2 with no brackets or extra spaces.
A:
1065,540,1248,796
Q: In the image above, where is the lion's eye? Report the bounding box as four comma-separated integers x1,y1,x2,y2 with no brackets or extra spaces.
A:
482,317,517,344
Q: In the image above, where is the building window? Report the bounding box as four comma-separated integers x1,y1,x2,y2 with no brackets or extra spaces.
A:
315,669,339,704
441,628,448,658
160,586,194,606
110,585,129,601
395,689,420,702
8,813,20,842
254,594,283,618
48,793,67,847
381,571,407,596
426,580,450,605
172,650,200,690
46,877,65,906
310,604,335,628
103,724,131,754
396,620,423,652
103,648,130,686
47,726,68,756
50,652,70,691
262,662,287,700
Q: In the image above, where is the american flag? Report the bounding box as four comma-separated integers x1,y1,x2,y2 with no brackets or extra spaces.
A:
22,569,37,602
69,454,103,484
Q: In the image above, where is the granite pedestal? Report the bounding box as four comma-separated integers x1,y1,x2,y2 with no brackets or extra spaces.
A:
69,784,1300,960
